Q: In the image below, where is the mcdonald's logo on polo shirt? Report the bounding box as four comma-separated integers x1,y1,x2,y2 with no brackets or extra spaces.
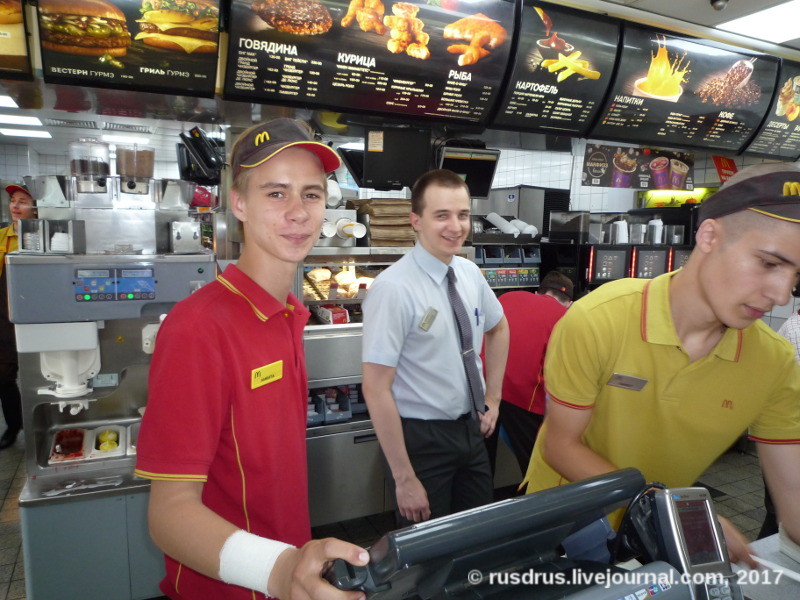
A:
721,399,733,410
251,360,283,389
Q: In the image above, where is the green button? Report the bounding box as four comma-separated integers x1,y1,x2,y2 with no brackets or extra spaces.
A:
198,267,204,273
127,293,134,299
84,294,91,300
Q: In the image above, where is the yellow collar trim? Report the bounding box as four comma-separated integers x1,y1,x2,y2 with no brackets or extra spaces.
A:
217,274,269,322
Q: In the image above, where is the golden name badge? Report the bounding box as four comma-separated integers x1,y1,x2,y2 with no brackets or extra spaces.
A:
251,360,283,389
419,308,438,331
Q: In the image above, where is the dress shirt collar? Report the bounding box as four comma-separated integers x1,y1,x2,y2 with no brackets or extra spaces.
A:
411,242,451,286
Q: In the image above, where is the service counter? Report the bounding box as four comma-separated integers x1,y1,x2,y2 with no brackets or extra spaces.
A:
737,534,800,600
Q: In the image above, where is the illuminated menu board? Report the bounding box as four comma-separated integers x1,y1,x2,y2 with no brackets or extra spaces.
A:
491,1,619,135
0,0,32,79
38,0,220,97
590,25,778,153
224,0,515,123
745,60,800,160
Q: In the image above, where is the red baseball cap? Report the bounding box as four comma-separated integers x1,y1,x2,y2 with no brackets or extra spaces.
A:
5,184,31,198
231,118,341,175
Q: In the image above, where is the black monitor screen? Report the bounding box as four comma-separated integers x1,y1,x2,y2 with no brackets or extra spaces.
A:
634,249,668,278
327,469,645,600
339,148,365,188
593,249,629,281
363,128,431,191
672,248,692,271
438,147,500,199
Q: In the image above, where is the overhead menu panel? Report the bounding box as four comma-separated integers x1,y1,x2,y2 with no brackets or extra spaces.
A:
37,0,220,97
0,0,33,80
223,0,515,124
590,24,778,153
745,60,800,161
490,1,620,135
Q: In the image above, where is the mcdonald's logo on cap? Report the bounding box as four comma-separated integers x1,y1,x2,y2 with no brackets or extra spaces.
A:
783,181,800,196
254,131,270,146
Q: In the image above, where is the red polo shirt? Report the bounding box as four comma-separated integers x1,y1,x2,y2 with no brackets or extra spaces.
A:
497,291,567,415
135,264,310,599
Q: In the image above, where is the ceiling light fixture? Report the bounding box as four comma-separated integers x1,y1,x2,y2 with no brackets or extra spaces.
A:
719,1,800,43
710,0,728,10
101,134,151,145
0,115,43,127
0,128,53,139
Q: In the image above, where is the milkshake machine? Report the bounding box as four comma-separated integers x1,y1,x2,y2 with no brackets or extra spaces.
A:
69,138,111,203
6,253,215,600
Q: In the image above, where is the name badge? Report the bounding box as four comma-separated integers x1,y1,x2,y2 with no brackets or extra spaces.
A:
251,360,283,389
419,308,438,331
607,373,648,391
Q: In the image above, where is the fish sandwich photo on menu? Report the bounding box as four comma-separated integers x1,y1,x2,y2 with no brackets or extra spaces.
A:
38,0,131,56
136,0,219,53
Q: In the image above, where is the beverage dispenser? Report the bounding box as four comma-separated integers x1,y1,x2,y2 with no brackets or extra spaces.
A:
69,138,111,202
115,143,156,204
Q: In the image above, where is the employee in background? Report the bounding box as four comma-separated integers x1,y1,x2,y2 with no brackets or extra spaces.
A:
0,184,37,450
758,301,800,538
135,119,368,600
522,163,800,565
484,270,573,479
362,169,509,526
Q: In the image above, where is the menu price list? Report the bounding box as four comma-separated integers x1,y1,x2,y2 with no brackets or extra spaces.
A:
492,2,619,135
746,61,800,160
599,96,757,151
224,0,515,123
590,26,777,153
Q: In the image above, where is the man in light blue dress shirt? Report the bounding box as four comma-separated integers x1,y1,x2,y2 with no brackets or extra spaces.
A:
362,169,510,526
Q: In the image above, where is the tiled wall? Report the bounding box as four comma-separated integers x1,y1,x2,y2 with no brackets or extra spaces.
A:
0,144,30,181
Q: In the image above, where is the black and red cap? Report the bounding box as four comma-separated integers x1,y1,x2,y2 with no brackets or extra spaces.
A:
5,184,31,198
698,165,800,224
231,118,341,175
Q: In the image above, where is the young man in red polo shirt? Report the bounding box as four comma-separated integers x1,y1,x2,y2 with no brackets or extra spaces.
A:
135,119,368,600
484,270,573,478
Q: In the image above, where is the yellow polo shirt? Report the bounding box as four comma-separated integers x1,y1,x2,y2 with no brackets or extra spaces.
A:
523,271,800,500
0,225,18,278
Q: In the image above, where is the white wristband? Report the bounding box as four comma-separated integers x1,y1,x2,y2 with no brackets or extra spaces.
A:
219,529,294,595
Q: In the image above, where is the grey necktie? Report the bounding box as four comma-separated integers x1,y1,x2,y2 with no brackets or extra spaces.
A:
446,266,485,418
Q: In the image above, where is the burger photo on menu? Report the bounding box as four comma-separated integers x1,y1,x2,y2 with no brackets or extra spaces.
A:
136,0,219,53
250,0,332,35
38,0,131,56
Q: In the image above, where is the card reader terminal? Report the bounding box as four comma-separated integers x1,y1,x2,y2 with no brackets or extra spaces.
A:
651,487,744,600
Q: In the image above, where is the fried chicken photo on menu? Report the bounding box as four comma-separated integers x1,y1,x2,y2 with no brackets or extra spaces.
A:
341,0,386,34
250,0,332,35
384,2,429,59
444,13,506,66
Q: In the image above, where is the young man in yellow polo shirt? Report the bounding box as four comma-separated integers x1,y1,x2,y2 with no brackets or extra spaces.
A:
522,163,800,566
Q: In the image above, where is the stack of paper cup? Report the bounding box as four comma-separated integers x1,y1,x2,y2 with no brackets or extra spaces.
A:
486,213,521,237
510,219,539,237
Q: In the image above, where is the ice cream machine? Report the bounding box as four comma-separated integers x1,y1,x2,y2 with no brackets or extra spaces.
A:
5,253,215,600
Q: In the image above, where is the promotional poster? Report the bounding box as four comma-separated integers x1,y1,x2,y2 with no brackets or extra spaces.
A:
582,143,695,191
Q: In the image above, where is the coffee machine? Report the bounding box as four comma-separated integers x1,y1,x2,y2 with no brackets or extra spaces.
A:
6,253,216,600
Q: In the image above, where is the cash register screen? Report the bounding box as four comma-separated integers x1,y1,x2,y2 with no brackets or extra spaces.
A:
594,249,629,281
676,499,723,566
